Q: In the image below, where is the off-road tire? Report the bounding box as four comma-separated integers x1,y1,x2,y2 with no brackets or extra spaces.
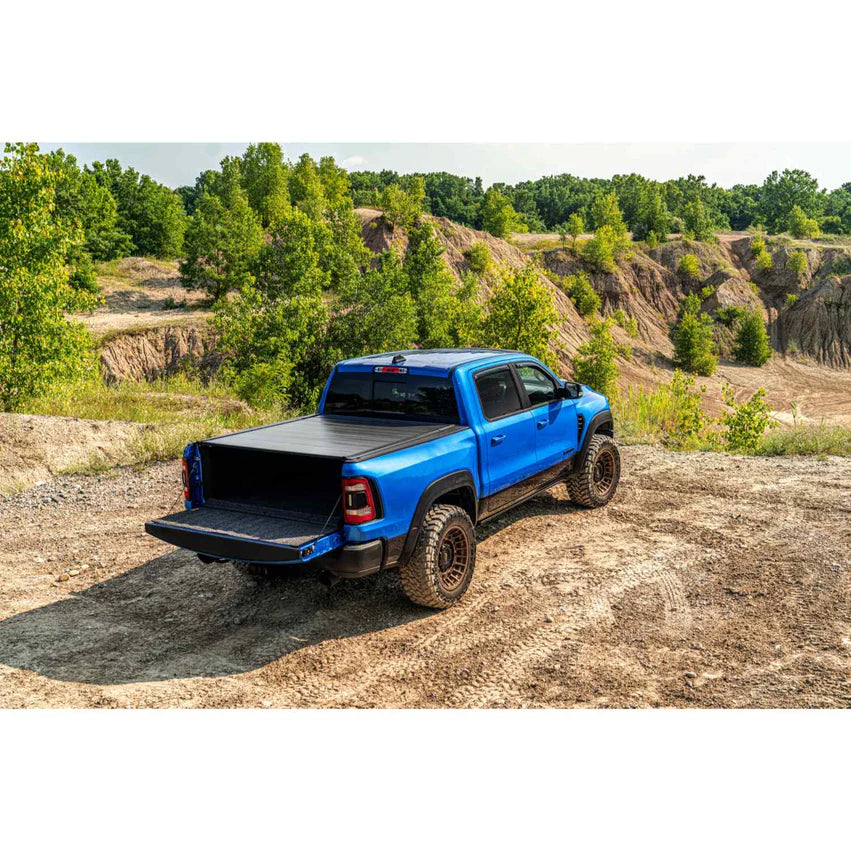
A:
566,433,621,508
401,503,476,609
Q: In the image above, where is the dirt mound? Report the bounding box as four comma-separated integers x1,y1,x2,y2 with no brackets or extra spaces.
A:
99,325,221,383
0,414,146,495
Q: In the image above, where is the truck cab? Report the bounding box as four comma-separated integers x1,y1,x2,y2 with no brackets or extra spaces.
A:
146,348,619,609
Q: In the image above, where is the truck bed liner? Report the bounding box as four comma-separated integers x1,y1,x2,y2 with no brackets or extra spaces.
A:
202,415,467,461
145,506,342,564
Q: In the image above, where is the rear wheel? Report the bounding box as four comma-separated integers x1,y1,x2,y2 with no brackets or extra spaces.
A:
566,433,620,508
401,503,476,609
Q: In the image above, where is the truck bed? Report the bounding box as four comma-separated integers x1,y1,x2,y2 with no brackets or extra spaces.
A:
145,505,343,564
202,415,467,461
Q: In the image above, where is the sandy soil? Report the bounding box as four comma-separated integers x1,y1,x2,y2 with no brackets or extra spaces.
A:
77,257,210,336
1,445,848,708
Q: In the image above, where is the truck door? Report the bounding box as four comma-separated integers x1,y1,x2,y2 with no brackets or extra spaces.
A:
515,362,579,474
473,366,538,501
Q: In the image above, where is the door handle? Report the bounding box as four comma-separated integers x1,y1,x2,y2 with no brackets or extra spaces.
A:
491,434,506,445
537,419,547,429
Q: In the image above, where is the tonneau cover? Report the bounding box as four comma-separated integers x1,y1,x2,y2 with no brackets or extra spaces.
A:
202,415,467,461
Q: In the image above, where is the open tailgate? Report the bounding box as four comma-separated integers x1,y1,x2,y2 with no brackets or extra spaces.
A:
145,505,343,564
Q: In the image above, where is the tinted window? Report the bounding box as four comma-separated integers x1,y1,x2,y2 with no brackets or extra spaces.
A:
325,372,459,423
475,368,523,420
517,364,558,406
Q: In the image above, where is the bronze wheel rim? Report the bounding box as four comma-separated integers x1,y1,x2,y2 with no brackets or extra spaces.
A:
437,526,470,592
592,448,616,497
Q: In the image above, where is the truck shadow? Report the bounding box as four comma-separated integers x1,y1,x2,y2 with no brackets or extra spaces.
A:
0,489,579,687
0,550,430,686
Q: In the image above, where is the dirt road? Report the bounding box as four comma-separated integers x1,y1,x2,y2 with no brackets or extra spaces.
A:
1,446,849,708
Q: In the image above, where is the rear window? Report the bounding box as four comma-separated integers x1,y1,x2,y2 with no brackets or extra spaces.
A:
324,371,460,423
475,368,523,420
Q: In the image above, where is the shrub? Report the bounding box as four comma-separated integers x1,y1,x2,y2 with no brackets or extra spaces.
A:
565,271,601,317
786,250,808,280
678,253,700,280
751,234,766,255
482,263,558,367
699,284,715,301
682,199,715,241
673,295,717,376
720,385,772,453
785,293,799,308
611,370,707,448
583,224,632,273
645,231,659,250
612,308,638,337
573,320,619,397
733,309,772,366
380,177,425,230
465,241,491,276
755,249,774,274
715,305,744,327
68,252,100,295
788,205,820,239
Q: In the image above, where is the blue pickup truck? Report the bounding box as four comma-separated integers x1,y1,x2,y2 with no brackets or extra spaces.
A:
146,348,619,608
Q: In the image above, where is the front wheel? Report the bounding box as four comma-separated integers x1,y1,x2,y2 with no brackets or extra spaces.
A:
566,433,621,508
401,503,476,609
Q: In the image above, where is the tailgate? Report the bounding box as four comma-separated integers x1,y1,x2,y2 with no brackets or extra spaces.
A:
145,506,343,564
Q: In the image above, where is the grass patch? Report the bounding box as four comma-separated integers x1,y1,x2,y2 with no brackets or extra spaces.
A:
22,376,283,470
757,423,851,457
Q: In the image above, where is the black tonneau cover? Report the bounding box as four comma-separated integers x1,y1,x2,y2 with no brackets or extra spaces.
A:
201,414,467,462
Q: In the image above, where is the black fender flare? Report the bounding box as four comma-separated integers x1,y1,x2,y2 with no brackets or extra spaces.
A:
573,410,615,474
398,470,478,566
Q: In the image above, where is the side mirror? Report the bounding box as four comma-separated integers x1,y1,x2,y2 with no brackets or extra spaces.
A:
558,382,584,399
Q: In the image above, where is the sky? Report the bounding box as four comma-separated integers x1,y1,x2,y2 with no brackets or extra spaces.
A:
43,142,851,191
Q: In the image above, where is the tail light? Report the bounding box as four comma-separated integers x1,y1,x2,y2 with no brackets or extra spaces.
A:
181,458,190,500
342,477,377,524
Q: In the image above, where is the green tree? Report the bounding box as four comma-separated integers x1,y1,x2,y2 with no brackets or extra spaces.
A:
787,205,820,239
88,160,185,257
572,320,619,397
380,177,426,230
678,253,700,280
0,143,97,410
583,224,632,272
760,169,822,233
49,151,132,260
786,250,808,280
481,187,526,238
289,153,327,222
733,309,772,366
682,199,714,241
180,189,265,301
632,187,671,243
482,263,557,366
590,192,626,231
564,271,601,317
567,212,585,252
672,294,717,375
328,251,419,359
240,142,290,227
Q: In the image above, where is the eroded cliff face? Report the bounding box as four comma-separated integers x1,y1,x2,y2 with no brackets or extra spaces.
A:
99,325,221,383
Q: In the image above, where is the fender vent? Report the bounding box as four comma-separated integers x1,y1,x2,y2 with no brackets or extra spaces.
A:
577,414,585,445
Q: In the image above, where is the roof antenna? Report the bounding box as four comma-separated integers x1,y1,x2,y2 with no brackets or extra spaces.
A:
392,354,407,365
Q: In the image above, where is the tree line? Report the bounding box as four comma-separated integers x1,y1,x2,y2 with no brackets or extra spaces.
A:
0,143,557,413
351,167,851,239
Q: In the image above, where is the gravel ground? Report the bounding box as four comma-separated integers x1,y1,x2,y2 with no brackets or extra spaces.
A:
0,445,849,708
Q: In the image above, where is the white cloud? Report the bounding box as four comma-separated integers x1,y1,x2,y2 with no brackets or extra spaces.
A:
342,154,367,169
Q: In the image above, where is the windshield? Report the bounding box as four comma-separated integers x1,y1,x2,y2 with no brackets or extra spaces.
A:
324,371,460,423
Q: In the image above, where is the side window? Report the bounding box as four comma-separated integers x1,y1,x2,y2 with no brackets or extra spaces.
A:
517,364,559,407
475,368,524,420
